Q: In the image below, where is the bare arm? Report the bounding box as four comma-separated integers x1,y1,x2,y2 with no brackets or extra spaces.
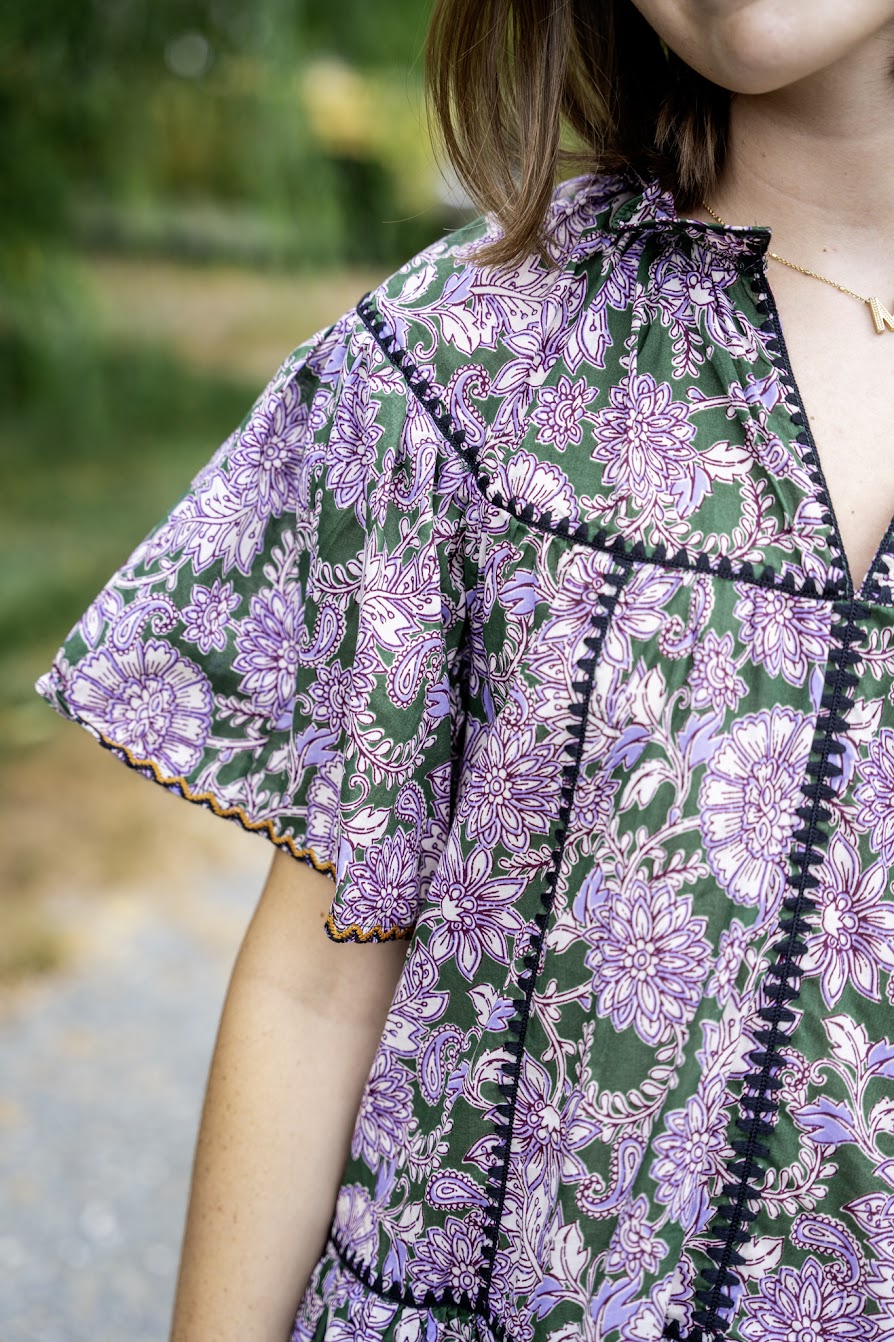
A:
169,849,409,1342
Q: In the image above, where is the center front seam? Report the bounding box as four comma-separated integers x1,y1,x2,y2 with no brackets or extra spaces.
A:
477,557,635,1327
666,597,870,1342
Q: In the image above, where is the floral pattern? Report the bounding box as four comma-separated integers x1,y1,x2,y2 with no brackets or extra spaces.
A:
38,173,894,1342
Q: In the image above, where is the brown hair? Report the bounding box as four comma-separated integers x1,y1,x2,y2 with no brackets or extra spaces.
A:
424,0,730,268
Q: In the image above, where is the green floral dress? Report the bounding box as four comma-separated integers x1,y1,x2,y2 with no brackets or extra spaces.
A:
38,173,894,1342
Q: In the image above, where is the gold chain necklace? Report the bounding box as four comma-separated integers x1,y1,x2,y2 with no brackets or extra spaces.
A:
702,201,894,335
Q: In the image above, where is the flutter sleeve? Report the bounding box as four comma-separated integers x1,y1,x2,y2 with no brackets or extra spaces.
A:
37,308,473,942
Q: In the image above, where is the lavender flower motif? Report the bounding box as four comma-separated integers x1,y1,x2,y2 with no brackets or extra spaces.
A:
180,580,240,654
326,1296,399,1342
458,722,561,853
509,1055,601,1197
340,831,420,938
706,920,750,1006
229,377,310,515
490,298,572,435
410,1217,481,1300
380,941,450,1059
689,630,747,712
589,372,697,510
805,832,894,1009
530,374,598,451
585,877,710,1046
604,1196,667,1278
351,1048,414,1172
491,450,581,528
328,371,384,519
333,1184,378,1269
601,565,682,672
734,585,832,687
64,638,212,775
700,706,814,915
308,661,353,735
855,730,894,864
232,586,299,726
739,1255,878,1342
426,842,526,981
650,1080,728,1232
304,759,343,866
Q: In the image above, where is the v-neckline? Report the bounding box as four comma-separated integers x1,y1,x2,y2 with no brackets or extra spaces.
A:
665,205,891,605
750,253,894,605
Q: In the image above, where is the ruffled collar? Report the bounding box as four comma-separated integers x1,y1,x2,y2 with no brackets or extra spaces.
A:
564,172,773,264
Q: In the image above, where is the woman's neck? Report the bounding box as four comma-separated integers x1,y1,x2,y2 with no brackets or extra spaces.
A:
709,24,894,289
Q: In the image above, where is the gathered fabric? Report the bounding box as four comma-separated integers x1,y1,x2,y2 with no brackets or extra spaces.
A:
39,173,894,1342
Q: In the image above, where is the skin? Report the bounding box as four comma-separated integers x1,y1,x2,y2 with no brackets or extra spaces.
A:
169,853,408,1341
631,0,894,587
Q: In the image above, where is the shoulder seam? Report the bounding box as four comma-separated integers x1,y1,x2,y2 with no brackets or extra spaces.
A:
356,291,471,464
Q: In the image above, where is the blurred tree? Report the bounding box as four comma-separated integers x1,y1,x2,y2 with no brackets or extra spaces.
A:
0,0,444,280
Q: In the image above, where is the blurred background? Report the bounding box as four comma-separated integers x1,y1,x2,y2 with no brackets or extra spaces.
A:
0,3,469,1336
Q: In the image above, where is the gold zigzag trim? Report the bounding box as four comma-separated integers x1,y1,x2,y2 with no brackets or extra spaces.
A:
324,916,413,944
93,729,413,945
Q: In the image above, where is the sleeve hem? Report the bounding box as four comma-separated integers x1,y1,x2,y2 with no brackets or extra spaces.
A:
37,670,415,946
324,917,414,945
37,669,336,875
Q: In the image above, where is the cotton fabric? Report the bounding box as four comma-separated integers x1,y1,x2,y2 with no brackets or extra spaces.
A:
38,174,894,1342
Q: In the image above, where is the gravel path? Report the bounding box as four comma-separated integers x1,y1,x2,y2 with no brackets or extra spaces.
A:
0,854,267,1342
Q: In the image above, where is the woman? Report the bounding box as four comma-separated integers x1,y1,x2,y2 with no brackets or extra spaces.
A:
37,1,894,1339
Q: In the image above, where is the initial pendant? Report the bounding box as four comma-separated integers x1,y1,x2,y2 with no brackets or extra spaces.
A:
869,297,894,334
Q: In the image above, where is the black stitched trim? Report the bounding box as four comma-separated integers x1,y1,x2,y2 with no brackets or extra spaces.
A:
741,256,852,599
355,293,846,603
327,1227,514,1342
861,515,894,606
476,557,634,1317
672,597,869,1341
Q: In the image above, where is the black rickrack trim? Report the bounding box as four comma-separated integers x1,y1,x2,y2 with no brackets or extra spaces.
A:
671,597,869,1341
355,293,846,602
862,515,894,606
477,557,634,1319
741,256,852,599
327,1226,512,1342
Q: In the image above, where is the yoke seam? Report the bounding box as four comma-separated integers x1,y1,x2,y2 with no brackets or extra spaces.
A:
355,292,847,603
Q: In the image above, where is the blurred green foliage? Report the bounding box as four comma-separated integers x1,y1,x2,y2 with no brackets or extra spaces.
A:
0,0,470,742
1,0,445,268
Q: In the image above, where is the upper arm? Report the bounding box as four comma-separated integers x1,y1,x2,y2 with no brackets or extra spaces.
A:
234,850,410,1026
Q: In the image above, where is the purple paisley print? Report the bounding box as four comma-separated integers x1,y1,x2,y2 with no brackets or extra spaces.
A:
458,721,560,852
64,639,212,775
807,831,894,1008
351,1049,414,1172
425,843,526,980
700,706,814,914
586,877,710,1045
232,585,300,725
689,629,747,712
339,831,421,939
38,171,894,1342
739,1256,878,1342
854,729,894,864
734,585,832,686
181,579,241,654
530,374,597,451
589,372,697,511
411,1219,481,1299
650,1079,729,1233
